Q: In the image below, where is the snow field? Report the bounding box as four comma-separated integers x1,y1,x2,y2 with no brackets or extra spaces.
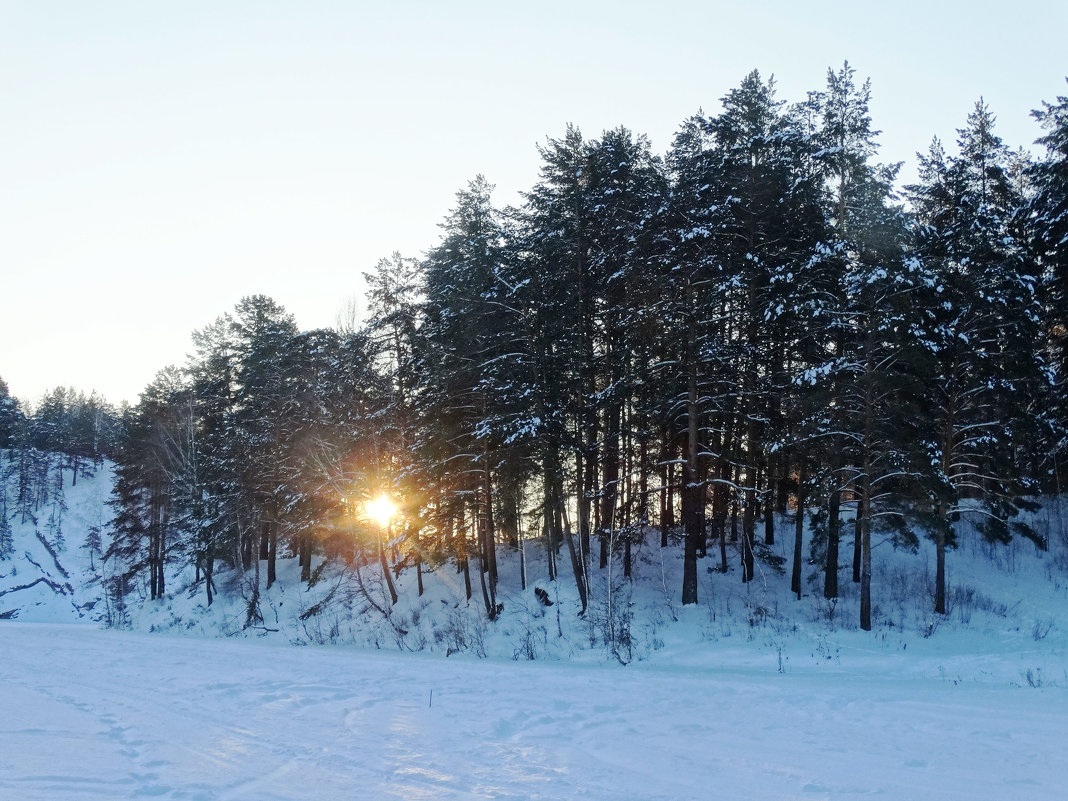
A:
2,623,1066,801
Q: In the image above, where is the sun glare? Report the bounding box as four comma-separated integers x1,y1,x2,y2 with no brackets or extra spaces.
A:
366,495,397,528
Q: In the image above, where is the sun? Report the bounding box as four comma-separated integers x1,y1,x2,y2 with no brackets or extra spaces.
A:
365,494,397,528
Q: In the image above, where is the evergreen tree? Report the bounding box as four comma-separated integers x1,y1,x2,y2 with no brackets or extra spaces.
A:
229,296,299,589
186,315,239,604
416,176,522,615
907,101,1045,615
363,257,422,605
106,371,188,601
0,377,23,451
1027,84,1068,481
0,463,13,560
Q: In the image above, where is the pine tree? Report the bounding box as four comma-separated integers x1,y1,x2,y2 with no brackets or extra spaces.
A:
229,296,299,589
1026,84,1068,481
0,470,13,560
416,176,523,615
907,101,1045,615
514,125,592,587
0,377,23,451
363,258,421,605
186,315,238,604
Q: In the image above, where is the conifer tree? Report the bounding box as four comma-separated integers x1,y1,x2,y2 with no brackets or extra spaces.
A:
1027,85,1068,480
908,102,1045,615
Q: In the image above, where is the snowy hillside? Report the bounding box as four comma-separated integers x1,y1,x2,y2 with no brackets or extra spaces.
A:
3,451,1067,690
0,454,112,623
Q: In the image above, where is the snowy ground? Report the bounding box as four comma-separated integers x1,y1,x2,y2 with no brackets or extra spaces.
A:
3,622,1066,801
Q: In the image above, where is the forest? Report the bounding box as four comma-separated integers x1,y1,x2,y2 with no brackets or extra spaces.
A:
2,64,1066,636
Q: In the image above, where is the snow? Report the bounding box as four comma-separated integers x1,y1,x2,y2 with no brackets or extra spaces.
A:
0,459,112,623
3,622,1066,801
3,462,1068,798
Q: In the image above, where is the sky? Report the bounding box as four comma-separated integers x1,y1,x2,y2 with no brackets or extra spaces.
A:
2,0,1066,406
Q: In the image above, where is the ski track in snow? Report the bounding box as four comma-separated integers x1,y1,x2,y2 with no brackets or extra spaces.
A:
1,624,1065,800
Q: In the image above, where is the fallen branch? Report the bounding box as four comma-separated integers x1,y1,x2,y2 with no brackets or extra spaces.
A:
0,576,69,598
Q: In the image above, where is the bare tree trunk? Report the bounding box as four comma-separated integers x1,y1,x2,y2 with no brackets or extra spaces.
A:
852,506,862,584
266,519,278,589
478,550,497,619
205,548,215,606
299,533,311,583
791,456,806,600
824,456,842,599
935,505,948,615
565,527,588,614
259,517,269,560
543,464,557,582
518,514,526,591
741,422,757,583
681,370,701,605
461,544,472,601
158,493,168,598
379,522,398,605
764,454,776,545
659,426,674,547
577,448,592,561
859,465,873,631
713,423,731,574
415,529,424,597
481,460,498,590
241,523,252,571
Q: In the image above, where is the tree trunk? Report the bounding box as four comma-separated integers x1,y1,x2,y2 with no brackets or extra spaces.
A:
158,495,168,599
742,421,758,581
681,370,701,605
462,547,472,601
713,432,731,574
478,550,497,620
659,428,674,547
577,448,592,562
791,456,806,600
852,507,862,584
935,511,948,616
764,454,775,545
241,525,252,571
741,517,755,583
543,463,557,582
205,548,215,607
518,518,526,591
300,534,311,583
824,458,842,599
379,523,398,605
599,395,618,569
259,518,269,560
741,422,757,583
415,529,424,597
481,461,498,590
266,520,277,589
565,527,588,614
859,466,873,631
730,462,741,543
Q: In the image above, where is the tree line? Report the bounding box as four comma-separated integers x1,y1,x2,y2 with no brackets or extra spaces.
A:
22,64,1066,633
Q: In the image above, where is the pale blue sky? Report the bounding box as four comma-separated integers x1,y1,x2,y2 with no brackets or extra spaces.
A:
2,0,1065,405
